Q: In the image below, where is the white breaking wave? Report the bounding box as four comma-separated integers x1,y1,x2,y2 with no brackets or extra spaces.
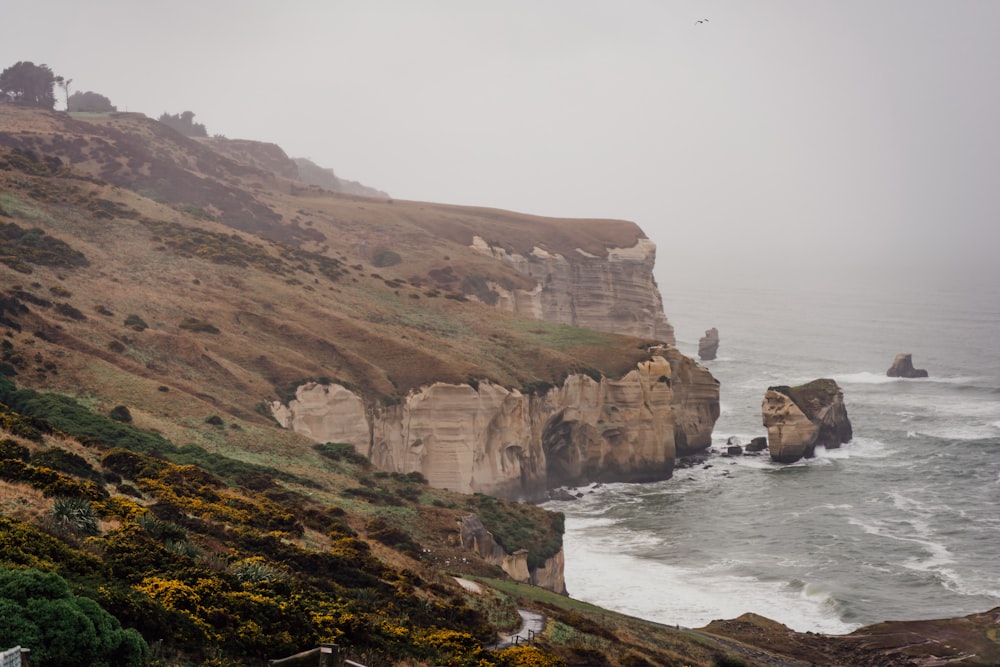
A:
815,437,894,460
847,513,955,575
910,423,1000,440
560,524,858,634
835,371,901,385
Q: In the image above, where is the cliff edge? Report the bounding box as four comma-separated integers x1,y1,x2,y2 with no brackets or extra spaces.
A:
272,347,719,502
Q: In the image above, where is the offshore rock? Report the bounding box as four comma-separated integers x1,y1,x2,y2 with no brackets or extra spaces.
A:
271,349,719,502
762,379,852,463
698,327,720,360
470,236,675,343
887,353,929,378
762,390,819,463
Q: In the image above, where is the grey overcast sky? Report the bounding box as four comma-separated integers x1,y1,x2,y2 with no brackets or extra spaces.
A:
4,1,1000,292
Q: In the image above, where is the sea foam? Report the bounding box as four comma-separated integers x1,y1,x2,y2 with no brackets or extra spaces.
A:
560,523,858,634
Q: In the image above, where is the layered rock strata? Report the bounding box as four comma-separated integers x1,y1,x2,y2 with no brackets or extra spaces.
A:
762,379,852,463
460,515,566,594
887,353,929,378
698,327,720,360
271,347,719,503
469,236,675,344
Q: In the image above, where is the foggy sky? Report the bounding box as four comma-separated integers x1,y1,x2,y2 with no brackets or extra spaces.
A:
5,1,1000,292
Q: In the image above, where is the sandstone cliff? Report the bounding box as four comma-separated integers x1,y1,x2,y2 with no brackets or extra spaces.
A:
271,348,718,503
469,235,675,343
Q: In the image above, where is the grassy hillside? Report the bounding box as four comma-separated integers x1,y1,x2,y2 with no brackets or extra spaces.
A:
1,104,996,667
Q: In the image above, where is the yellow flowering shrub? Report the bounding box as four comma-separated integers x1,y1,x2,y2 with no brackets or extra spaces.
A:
497,645,566,667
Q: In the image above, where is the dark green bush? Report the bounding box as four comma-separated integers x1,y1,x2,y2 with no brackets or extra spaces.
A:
371,248,402,267
0,222,89,271
0,568,147,667
341,486,402,506
0,438,29,461
314,442,369,466
178,317,220,334
123,314,148,331
54,302,86,321
365,517,421,557
31,447,100,482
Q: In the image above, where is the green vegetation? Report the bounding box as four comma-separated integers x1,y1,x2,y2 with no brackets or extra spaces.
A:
0,61,61,109
49,496,100,536
0,568,147,666
371,247,402,267
31,446,101,482
66,90,116,113
178,317,220,334
0,376,313,489
123,314,148,331
108,404,132,423
157,110,208,137
314,441,369,467
0,220,89,273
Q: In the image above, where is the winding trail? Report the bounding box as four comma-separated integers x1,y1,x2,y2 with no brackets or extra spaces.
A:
454,577,545,650
495,609,546,649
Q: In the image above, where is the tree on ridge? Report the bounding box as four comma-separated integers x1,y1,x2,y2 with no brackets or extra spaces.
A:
0,61,60,109
67,90,117,113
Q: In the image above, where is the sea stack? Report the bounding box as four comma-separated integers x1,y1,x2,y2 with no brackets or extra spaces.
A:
887,353,928,378
761,378,852,464
698,327,720,361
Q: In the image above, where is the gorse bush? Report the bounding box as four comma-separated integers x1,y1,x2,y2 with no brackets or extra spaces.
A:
31,447,100,482
0,220,89,272
0,437,29,461
315,441,370,466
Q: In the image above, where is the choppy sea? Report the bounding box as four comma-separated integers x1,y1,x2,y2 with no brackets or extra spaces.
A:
543,274,1000,633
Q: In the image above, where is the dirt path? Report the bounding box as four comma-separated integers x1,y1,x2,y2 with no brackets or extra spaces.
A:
494,609,546,649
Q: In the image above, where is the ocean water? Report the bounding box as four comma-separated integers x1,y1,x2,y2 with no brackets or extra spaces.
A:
543,274,1000,634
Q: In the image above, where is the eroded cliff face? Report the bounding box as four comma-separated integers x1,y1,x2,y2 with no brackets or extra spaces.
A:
459,515,567,594
470,236,675,344
270,348,718,503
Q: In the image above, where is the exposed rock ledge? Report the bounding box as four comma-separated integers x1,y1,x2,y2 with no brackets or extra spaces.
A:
270,347,718,503
460,514,566,594
469,235,676,344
